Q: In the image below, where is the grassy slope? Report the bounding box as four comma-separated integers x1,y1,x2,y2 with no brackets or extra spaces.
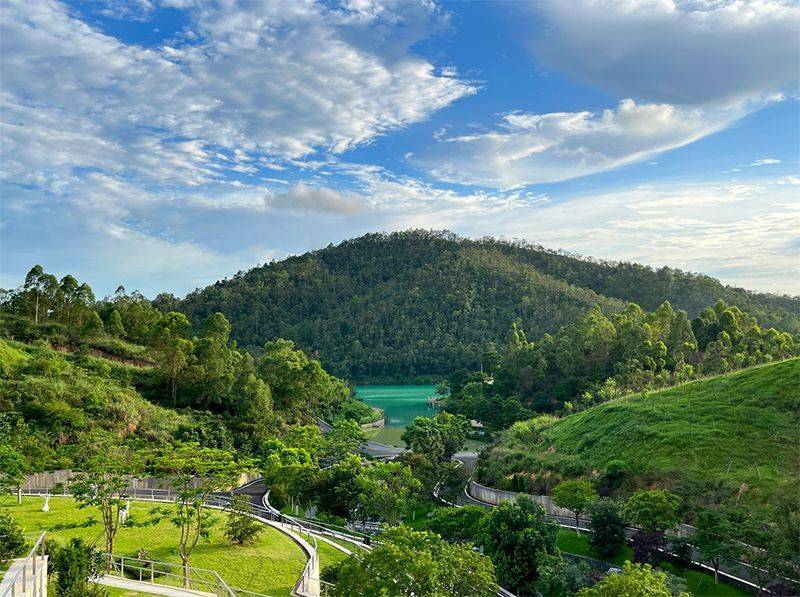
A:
3,497,305,596
481,359,800,502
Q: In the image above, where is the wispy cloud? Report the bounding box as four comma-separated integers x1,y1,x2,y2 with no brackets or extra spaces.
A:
419,0,799,188
750,158,782,166
419,99,740,187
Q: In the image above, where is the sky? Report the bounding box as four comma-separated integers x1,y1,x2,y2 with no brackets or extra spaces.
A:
1,0,798,298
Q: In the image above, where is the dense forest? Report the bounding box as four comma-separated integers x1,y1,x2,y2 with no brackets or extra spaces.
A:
177,231,800,382
443,299,797,429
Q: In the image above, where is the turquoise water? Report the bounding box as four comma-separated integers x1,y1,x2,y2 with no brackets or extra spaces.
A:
355,385,438,428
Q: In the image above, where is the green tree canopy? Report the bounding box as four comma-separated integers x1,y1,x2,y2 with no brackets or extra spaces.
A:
577,561,680,597
332,525,497,597
623,490,681,533
552,479,596,535
480,496,560,595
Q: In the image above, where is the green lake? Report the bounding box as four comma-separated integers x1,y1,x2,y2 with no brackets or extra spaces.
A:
355,385,438,428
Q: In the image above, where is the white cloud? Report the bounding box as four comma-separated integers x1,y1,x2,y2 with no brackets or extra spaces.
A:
530,0,800,106
267,183,369,215
0,0,475,188
420,99,739,187
749,158,781,166
419,0,799,187
476,179,800,295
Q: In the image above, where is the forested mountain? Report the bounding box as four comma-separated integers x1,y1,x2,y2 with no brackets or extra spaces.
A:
178,230,800,381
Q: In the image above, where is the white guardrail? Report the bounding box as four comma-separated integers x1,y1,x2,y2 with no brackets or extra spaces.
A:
0,532,47,597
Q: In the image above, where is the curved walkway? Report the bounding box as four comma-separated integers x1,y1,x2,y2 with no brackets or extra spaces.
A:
315,418,404,459
98,575,214,596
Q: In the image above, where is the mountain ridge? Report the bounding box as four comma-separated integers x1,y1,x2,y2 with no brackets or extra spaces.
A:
177,230,800,381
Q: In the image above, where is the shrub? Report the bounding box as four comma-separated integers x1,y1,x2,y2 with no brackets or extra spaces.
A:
49,537,106,597
0,513,28,564
225,494,264,545
577,562,673,596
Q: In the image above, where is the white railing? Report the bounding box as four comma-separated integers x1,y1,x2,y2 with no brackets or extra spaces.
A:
0,532,47,597
106,553,236,596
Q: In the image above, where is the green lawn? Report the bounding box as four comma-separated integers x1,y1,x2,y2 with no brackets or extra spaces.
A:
364,427,406,447
2,497,306,596
313,538,349,572
556,529,749,596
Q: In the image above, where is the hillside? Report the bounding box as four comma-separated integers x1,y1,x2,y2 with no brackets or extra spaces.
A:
178,231,800,381
475,358,800,511
0,337,191,469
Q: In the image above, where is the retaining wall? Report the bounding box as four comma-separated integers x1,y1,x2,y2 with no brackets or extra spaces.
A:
467,479,576,518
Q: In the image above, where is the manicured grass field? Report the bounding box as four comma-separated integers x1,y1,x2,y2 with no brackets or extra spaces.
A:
2,497,306,596
312,537,349,572
555,529,749,596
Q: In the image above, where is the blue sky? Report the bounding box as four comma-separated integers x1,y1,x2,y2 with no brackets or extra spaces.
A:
1,0,798,297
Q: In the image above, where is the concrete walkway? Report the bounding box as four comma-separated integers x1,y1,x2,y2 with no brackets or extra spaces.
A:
98,575,214,596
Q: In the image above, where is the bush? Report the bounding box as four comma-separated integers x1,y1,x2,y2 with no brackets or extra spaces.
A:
49,537,106,597
598,459,628,494
334,399,381,424
225,494,264,545
0,513,28,564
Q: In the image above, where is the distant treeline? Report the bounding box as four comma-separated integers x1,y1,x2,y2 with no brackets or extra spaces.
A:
444,299,797,429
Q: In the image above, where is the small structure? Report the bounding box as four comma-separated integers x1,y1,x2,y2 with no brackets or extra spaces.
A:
119,497,131,525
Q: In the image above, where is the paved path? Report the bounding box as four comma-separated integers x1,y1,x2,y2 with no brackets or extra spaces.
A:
316,418,405,459
98,575,214,596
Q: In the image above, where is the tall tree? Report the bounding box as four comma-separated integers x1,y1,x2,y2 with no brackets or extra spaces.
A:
692,509,742,584
70,449,143,569
356,461,420,525
0,445,29,504
624,490,681,564
480,496,560,595
157,444,250,588
22,265,58,324
105,309,126,338
153,312,193,406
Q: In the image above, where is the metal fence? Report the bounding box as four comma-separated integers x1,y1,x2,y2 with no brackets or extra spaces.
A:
19,489,326,596
0,532,47,597
105,552,236,596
